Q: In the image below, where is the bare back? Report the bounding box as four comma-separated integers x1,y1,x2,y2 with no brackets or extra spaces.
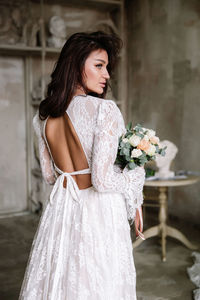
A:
45,113,92,189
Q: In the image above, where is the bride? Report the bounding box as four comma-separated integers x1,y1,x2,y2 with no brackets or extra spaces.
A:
19,31,145,300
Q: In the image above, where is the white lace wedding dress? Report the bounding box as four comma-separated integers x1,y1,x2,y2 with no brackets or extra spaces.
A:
19,95,145,300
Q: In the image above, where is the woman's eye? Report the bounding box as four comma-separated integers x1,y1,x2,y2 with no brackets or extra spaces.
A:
96,64,103,69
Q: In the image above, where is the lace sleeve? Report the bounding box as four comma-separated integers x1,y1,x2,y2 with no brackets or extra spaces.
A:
33,112,56,185
91,100,145,222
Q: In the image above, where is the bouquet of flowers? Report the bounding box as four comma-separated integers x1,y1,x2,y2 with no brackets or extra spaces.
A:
115,123,166,170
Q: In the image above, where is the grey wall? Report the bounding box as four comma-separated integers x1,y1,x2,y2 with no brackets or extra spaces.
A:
126,0,200,224
0,57,27,213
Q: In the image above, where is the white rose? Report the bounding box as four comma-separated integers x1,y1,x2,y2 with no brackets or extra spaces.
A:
131,149,143,158
146,144,156,156
122,138,129,143
129,135,141,147
157,142,162,148
146,129,156,138
143,134,149,141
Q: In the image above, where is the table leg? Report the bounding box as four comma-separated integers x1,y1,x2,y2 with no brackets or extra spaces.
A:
166,225,198,250
133,183,199,259
159,187,167,262
133,187,168,256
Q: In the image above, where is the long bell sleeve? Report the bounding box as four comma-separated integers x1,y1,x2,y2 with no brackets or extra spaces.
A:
91,100,145,223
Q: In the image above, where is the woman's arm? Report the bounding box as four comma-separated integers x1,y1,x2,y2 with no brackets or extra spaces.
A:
91,100,145,222
33,112,56,185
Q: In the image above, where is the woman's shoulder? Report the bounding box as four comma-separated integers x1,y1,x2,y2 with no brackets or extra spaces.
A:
86,96,122,124
85,95,118,110
71,94,116,105
69,95,121,122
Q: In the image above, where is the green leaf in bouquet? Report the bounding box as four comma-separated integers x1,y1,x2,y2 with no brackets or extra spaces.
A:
134,123,143,129
125,155,131,162
127,161,137,170
124,142,131,149
160,150,165,156
134,127,140,133
119,141,125,148
158,146,167,156
126,122,132,131
126,133,133,139
136,153,145,164
135,132,144,138
161,146,167,156
138,157,148,165
115,157,121,165
122,148,130,156
138,152,146,159
151,155,156,160
134,124,144,134
140,155,148,162
120,149,124,155
115,155,126,169
158,148,162,154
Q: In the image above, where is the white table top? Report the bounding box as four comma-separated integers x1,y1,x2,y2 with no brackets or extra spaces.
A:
144,175,200,187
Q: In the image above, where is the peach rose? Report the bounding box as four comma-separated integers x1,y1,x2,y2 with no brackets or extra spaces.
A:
137,139,150,152
150,136,160,145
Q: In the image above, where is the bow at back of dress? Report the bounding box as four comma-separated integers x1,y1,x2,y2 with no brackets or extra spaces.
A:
50,165,91,205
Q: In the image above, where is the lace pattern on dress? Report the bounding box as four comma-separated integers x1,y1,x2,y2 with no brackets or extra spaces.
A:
91,100,145,223
33,96,145,222
33,112,56,185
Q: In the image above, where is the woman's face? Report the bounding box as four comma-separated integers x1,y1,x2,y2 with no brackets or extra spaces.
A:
83,49,110,94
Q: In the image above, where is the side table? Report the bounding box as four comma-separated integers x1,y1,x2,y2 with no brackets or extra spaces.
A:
133,175,200,261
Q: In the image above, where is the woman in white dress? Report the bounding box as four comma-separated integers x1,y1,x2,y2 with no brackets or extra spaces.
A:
19,31,145,300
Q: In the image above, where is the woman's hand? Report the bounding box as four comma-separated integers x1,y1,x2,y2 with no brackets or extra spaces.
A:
134,206,145,240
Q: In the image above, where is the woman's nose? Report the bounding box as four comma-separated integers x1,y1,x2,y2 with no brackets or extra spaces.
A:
103,68,110,79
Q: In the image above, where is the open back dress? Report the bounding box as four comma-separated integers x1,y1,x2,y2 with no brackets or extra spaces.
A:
19,95,145,300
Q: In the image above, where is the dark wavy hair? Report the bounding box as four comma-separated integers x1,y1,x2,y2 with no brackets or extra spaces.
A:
39,31,122,120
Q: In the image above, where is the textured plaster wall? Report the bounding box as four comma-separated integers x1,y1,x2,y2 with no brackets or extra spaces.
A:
0,57,27,213
126,0,200,224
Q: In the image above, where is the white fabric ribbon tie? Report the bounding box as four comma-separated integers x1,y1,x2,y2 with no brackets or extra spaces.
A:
49,167,91,205
50,173,80,205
